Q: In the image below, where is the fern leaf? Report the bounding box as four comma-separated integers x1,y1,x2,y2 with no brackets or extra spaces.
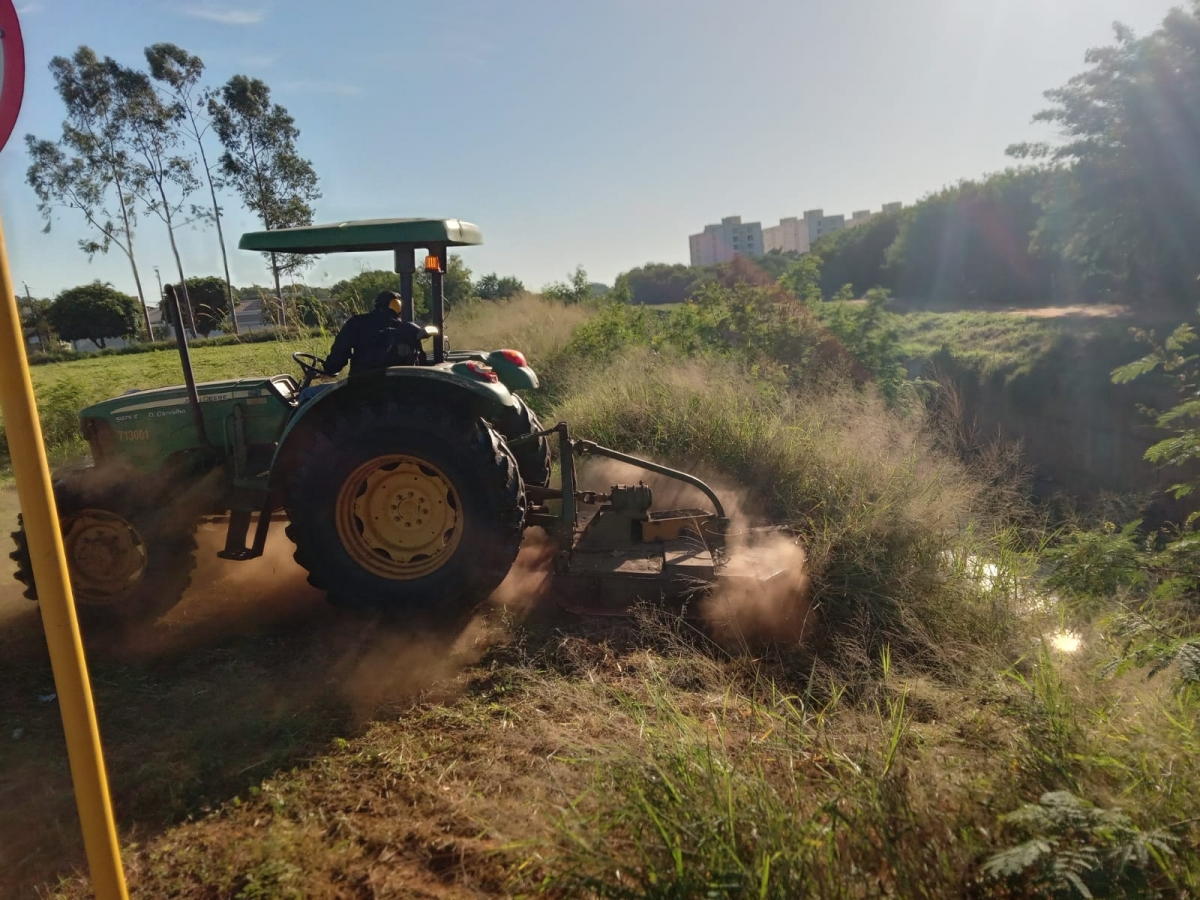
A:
1164,323,1197,352
1061,868,1095,899
1112,354,1164,384
1177,642,1200,684
983,839,1054,879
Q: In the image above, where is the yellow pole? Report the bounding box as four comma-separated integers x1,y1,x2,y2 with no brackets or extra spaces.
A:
0,217,129,895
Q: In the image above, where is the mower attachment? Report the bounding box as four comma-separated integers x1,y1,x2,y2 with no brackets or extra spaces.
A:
518,423,796,616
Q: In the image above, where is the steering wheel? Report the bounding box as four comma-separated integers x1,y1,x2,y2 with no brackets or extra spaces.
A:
292,352,329,389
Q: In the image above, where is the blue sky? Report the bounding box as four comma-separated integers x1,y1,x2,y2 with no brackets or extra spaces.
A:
0,0,1181,300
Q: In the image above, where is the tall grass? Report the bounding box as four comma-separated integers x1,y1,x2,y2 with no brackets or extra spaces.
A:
544,660,984,899
451,292,592,367
555,351,1026,670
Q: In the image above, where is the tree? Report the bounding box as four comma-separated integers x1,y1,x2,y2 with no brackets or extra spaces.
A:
778,255,824,305
112,61,202,336
48,281,140,348
146,43,239,334
542,265,592,304
810,211,903,298
615,262,713,306
293,291,338,328
1012,4,1200,306
209,75,321,322
475,272,525,301
883,170,1056,307
26,47,153,338
161,276,232,335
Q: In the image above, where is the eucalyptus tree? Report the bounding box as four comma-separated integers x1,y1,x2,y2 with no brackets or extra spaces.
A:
210,75,321,324
26,47,153,338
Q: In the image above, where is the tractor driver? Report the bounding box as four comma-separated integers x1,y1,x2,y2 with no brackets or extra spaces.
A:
298,291,424,403
324,290,417,377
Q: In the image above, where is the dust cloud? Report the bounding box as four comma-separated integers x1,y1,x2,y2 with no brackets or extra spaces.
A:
486,527,558,616
105,521,330,660
108,518,566,720
701,531,812,644
333,532,560,720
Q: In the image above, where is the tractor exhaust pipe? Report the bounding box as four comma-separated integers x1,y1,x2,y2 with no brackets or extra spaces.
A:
166,284,210,450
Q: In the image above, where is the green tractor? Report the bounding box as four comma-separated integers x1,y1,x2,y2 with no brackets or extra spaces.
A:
12,218,792,626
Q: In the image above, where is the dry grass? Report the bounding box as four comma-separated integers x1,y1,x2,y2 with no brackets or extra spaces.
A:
452,293,592,369
30,609,1199,899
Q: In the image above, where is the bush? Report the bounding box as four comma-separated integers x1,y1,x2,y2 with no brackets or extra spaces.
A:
163,276,234,335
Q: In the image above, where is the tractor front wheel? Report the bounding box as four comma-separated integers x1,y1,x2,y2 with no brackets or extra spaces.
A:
10,467,198,626
284,399,525,618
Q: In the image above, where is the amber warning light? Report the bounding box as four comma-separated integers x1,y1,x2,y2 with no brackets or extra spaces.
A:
424,254,442,272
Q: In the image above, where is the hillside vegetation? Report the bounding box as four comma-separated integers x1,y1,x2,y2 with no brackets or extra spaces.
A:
4,289,1195,899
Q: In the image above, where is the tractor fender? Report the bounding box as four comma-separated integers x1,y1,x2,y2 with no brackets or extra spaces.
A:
269,367,517,490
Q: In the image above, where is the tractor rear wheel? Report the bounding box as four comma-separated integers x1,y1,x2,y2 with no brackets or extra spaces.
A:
283,399,525,618
495,395,552,487
9,466,198,626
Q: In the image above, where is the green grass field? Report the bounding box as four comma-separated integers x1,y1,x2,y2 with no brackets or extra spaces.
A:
3,295,1197,898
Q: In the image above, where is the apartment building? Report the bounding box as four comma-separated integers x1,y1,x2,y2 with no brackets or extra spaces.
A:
688,216,764,265
694,202,903,264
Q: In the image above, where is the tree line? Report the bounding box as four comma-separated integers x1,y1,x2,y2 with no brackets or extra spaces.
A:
20,261,532,350
623,3,1200,311
26,43,320,337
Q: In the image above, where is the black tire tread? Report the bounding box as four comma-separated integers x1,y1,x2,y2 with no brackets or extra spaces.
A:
283,397,524,617
494,395,552,487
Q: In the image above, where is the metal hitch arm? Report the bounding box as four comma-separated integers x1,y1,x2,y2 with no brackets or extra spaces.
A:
570,438,727,521
504,424,720,525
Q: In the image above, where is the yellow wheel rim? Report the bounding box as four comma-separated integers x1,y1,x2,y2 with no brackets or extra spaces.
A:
61,510,148,606
335,454,464,581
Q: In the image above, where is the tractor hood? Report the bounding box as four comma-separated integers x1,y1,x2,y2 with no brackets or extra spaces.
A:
77,376,300,474
81,377,298,420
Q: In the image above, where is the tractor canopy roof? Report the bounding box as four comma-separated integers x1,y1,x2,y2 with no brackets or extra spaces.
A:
238,218,483,254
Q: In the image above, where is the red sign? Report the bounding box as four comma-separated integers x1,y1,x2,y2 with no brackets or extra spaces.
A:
0,0,24,153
